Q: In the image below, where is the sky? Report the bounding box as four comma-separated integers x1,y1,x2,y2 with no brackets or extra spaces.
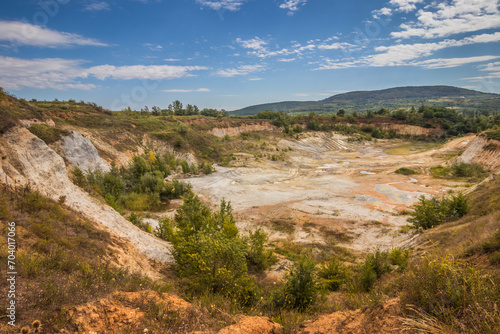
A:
0,0,499,111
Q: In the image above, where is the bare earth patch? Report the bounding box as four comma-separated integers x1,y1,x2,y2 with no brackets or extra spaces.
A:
186,133,476,254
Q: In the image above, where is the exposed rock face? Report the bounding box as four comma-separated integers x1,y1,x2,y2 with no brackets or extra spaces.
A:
0,127,173,270
458,135,500,172
61,131,110,173
210,122,278,137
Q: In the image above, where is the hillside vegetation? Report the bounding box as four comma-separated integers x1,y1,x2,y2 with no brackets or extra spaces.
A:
231,85,500,116
1,89,500,333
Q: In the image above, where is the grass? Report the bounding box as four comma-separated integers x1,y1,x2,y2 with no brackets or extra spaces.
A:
28,124,70,144
431,162,488,182
0,185,171,333
384,141,442,155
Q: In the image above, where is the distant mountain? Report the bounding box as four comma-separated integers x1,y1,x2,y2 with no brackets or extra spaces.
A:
230,86,500,116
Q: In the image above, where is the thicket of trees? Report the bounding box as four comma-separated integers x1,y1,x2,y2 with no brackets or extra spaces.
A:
254,105,500,139
71,151,213,214
123,100,229,117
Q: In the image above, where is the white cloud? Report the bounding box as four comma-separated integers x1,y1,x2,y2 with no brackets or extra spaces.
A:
196,0,247,11
389,0,423,13
317,42,356,50
464,61,500,81
278,58,296,62
143,43,163,51
84,1,110,11
0,56,95,90
214,64,265,77
0,20,108,48
413,55,500,69
0,56,208,90
84,65,208,80
163,88,210,93
391,0,500,39
314,32,500,70
279,0,308,15
164,58,181,62
372,7,393,19
248,77,263,81
236,37,267,51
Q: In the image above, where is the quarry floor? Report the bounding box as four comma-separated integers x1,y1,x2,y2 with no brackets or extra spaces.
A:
184,133,475,254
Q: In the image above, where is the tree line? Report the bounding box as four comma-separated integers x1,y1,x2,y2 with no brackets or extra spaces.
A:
122,100,229,117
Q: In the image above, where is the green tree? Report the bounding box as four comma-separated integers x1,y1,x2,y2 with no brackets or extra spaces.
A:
168,193,259,305
277,256,318,311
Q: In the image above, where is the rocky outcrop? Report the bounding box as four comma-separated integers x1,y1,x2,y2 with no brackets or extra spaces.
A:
210,122,278,137
61,131,110,173
458,135,500,172
0,127,173,270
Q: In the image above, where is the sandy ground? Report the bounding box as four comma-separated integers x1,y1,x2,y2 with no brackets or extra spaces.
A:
185,132,474,254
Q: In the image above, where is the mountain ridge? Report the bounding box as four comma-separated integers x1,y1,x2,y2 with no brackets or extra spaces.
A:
231,85,500,115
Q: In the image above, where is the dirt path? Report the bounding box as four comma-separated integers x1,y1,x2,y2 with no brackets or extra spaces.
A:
187,133,475,253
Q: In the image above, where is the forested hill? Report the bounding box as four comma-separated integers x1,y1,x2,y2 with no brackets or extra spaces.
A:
230,86,500,116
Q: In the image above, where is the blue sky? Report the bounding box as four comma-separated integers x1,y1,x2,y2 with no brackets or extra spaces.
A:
0,0,499,111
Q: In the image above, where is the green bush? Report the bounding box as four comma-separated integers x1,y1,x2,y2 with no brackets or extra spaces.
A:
274,256,318,311
28,124,69,144
128,212,152,232
180,159,190,174
395,167,416,175
245,228,275,272
317,258,347,291
358,248,410,292
168,193,260,306
409,193,469,230
451,162,487,179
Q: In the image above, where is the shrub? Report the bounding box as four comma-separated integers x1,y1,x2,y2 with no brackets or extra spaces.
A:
28,124,69,144
358,248,410,292
245,228,274,272
275,256,318,311
409,193,469,230
180,159,190,174
395,167,416,175
128,212,151,233
317,258,347,291
451,162,487,179
168,193,259,306
71,166,87,187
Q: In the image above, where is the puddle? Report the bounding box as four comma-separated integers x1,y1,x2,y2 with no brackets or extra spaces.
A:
317,164,337,169
360,171,376,175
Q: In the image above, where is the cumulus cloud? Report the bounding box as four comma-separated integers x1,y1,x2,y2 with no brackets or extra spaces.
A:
389,0,423,13
196,0,247,11
0,20,108,48
391,0,500,39
279,0,308,15
236,37,268,51
372,7,393,19
0,56,208,90
214,64,265,77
